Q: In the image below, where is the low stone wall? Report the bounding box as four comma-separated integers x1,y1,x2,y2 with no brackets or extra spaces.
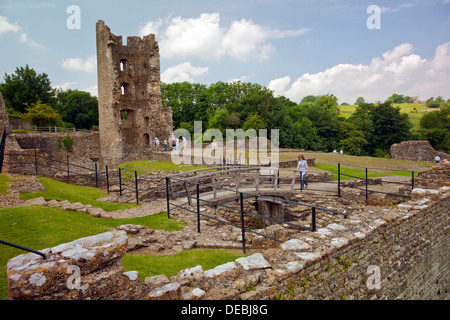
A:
415,162,450,189
390,140,450,163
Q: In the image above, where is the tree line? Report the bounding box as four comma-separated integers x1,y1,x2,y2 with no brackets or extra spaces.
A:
1,65,448,156
0,65,98,130
161,81,449,156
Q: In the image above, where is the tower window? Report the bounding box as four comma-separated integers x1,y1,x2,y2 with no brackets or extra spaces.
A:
120,59,128,72
121,83,130,95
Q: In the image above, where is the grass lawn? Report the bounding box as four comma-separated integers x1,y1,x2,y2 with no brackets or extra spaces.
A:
0,174,19,195
118,160,209,178
19,177,137,211
314,163,418,180
122,249,246,281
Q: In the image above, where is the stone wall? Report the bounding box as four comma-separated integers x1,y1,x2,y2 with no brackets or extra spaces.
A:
415,161,450,189
390,140,450,163
4,132,100,175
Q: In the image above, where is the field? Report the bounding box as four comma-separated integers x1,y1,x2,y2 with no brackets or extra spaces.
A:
338,103,434,129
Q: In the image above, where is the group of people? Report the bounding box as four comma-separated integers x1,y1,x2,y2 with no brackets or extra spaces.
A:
153,136,187,152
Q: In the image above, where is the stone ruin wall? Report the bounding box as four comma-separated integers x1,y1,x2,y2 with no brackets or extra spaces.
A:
96,20,173,166
390,140,450,163
6,163,449,300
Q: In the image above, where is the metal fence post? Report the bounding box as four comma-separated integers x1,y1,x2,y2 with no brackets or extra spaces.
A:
411,171,415,190
312,207,316,232
338,163,341,198
34,147,38,176
135,170,139,205
119,168,122,196
66,156,70,182
240,192,246,254
365,167,368,204
196,183,201,233
95,162,98,188
166,177,170,219
106,165,110,194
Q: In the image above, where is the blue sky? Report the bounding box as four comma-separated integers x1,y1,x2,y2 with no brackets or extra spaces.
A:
0,0,449,104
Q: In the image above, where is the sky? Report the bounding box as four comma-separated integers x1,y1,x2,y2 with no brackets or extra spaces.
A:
0,0,449,104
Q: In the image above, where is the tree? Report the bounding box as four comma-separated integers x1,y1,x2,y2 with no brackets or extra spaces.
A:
348,102,412,156
418,105,449,152
241,113,267,132
22,101,62,127
355,96,365,105
301,95,318,103
55,89,98,129
426,97,444,108
386,93,413,104
0,65,56,115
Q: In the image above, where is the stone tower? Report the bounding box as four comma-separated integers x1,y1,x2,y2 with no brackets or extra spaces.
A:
96,20,173,165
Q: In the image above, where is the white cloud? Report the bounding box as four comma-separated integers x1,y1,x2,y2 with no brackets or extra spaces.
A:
140,13,308,62
54,82,77,91
84,85,98,97
139,18,165,37
268,42,450,103
61,56,96,73
161,62,209,83
19,33,44,49
0,15,20,34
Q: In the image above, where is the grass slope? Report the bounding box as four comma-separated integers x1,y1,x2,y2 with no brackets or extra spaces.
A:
122,249,246,281
118,160,208,177
19,177,137,211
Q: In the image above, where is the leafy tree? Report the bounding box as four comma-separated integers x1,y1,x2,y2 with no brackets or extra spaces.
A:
0,65,56,115
55,89,98,129
22,101,62,127
349,102,412,156
241,113,267,132
386,93,413,104
300,95,318,103
426,96,444,108
418,105,449,152
355,96,365,105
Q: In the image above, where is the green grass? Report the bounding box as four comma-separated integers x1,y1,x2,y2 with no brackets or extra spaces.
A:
121,249,247,281
338,103,430,129
0,174,19,195
314,163,418,180
0,205,184,300
19,177,137,211
118,160,209,178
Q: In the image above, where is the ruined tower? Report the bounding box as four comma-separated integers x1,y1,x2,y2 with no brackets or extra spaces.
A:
96,20,173,165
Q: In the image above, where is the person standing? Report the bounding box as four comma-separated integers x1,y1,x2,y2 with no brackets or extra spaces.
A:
435,155,441,163
154,137,160,151
297,155,308,189
163,138,168,152
182,136,187,150
211,138,218,157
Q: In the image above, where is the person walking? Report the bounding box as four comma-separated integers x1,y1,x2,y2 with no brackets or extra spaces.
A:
211,138,218,157
297,155,308,189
